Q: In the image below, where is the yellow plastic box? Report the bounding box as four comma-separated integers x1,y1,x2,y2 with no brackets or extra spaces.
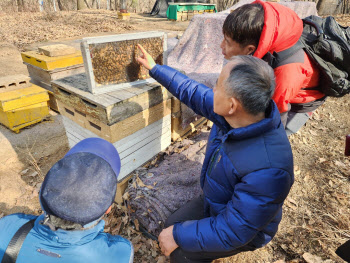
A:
0,101,49,133
0,84,50,132
0,84,49,112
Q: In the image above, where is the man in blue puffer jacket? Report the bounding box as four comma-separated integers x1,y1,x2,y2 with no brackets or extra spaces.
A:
137,45,294,262
0,138,133,263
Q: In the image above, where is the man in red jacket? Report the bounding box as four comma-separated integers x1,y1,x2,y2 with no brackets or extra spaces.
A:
221,0,326,135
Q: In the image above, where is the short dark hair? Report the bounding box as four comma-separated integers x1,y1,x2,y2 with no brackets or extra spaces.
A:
223,3,264,48
225,56,275,115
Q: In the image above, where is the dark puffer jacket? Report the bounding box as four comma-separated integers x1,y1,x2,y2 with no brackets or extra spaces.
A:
150,65,294,253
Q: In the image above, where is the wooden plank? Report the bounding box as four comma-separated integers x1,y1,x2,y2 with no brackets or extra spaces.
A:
118,129,171,180
115,173,133,204
0,74,31,92
0,84,49,112
53,74,173,125
38,44,77,57
25,62,85,85
114,115,171,153
117,124,170,160
171,116,207,141
62,114,171,181
62,114,171,158
171,97,182,116
108,89,136,101
21,50,83,71
58,99,171,143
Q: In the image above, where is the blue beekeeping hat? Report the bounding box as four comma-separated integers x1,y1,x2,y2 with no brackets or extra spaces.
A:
40,138,121,225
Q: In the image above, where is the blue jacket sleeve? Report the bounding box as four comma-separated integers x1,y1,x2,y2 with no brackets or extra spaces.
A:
172,168,293,252
150,65,226,127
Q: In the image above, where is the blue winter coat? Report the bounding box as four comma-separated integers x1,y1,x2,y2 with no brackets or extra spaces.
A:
150,65,294,253
0,214,133,263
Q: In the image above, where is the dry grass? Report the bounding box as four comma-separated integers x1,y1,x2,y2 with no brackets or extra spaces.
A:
0,10,134,51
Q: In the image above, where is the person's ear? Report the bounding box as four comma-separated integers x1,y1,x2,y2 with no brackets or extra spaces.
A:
228,97,239,115
105,205,112,214
244,45,256,55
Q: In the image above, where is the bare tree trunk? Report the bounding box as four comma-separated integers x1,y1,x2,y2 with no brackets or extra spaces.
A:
77,0,88,9
115,0,118,10
16,0,24,12
57,0,65,10
84,0,91,8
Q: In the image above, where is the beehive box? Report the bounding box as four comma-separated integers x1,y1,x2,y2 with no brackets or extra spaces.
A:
52,73,172,127
58,99,171,143
0,84,50,132
21,50,83,71
0,84,49,112
25,63,85,91
171,97,207,141
62,113,171,182
22,45,85,112
80,31,167,94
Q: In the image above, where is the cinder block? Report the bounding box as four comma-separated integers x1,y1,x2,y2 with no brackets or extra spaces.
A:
0,75,31,93
38,44,77,57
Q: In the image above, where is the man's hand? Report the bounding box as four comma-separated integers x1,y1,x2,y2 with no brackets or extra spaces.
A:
136,44,156,70
158,225,179,256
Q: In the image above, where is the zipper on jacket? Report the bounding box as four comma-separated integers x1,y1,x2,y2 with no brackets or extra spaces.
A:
207,145,222,176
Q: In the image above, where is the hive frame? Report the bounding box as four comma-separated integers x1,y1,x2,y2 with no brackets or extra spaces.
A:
80,31,167,94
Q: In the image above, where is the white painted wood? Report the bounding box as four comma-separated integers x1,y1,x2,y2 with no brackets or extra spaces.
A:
63,115,171,160
117,125,170,160
91,78,157,95
114,115,171,152
119,129,171,180
62,114,171,153
62,114,171,180
65,118,171,160
82,31,166,45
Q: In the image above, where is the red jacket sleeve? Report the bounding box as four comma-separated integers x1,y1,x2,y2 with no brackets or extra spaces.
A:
272,64,307,113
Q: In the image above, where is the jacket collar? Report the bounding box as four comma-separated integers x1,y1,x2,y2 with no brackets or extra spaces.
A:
33,214,105,246
226,101,281,141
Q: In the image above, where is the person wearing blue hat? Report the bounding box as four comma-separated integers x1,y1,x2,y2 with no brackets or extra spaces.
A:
0,138,133,263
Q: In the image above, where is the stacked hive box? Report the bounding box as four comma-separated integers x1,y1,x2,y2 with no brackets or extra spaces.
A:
53,74,172,181
0,75,50,133
171,97,207,141
21,44,85,111
53,32,171,187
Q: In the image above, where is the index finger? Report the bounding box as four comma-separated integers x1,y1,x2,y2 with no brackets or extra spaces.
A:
137,44,147,55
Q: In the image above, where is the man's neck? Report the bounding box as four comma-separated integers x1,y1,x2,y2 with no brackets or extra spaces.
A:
225,112,265,129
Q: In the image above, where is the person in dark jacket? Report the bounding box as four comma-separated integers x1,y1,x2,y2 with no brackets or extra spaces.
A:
137,45,294,263
221,1,326,135
0,138,133,263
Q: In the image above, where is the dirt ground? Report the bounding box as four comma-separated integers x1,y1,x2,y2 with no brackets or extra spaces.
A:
0,9,349,263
